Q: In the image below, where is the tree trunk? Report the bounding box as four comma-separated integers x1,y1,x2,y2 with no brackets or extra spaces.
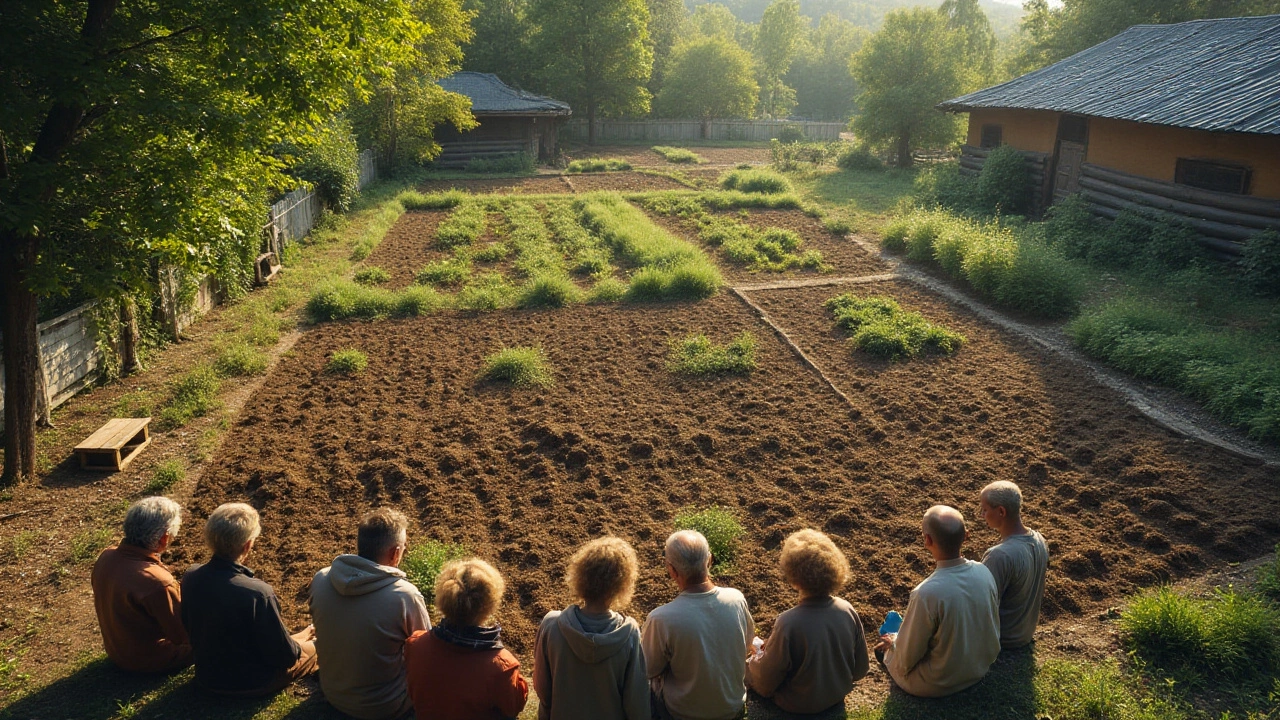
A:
1,234,41,484
120,298,140,375
896,133,913,168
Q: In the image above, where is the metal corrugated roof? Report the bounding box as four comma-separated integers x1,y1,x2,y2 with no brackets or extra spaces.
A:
439,72,571,116
939,15,1280,135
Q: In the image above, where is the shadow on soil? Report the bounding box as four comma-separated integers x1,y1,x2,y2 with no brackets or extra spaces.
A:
857,648,1037,720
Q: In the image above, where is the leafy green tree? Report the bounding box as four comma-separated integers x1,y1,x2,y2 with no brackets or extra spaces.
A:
646,0,690,99
462,0,538,89
689,3,757,46
533,0,654,144
656,37,759,127
850,7,964,167
940,0,997,90
786,15,867,121
0,0,430,483
754,0,804,118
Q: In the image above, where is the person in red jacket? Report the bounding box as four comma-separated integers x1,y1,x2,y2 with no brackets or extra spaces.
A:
404,557,528,720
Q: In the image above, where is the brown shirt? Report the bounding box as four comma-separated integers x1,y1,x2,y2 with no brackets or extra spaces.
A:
746,596,869,715
91,544,192,673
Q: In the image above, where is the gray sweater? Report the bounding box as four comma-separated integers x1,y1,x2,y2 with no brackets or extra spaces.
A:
533,605,649,720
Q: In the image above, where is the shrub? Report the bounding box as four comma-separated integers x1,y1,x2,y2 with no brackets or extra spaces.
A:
587,277,628,303
567,158,633,173
1042,194,1098,259
481,346,554,387
994,239,1087,319
914,163,977,212
159,366,221,429
144,459,185,495
517,275,583,308
668,332,757,375
836,146,883,172
823,217,853,235
416,258,472,286
652,146,702,164
1090,210,1156,268
399,189,466,210
825,294,965,360
719,168,793,195
960,229,1018,296
1143,218,1204,271
436,203,487,248
976,145,1030,215
281,119,359,212
624,260,724,302
325,348,368,375
1258,545,1280,602
881,217,911,253
465,152,536,174
1240,229,1280,297
214,343,269,378
776,125,805,143
402,540,467,597
353,266,391,286
673,506,744,574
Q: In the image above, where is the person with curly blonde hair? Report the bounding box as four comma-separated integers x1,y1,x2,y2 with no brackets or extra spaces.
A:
404,558,528,720
533,537,648,720
746,530,869,719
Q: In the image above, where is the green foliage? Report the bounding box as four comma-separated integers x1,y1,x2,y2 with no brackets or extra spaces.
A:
655,37,758,120
1258,545,1280,602
465,153,536,175
668,332,758,375
976,145,1030,215
353,267,391,286
1240,230,1280,297
836,146,884,172
940,0,997,90
325,349,369,375
673,506,744,574
402,540,467,598
696,214,823,272
455,273,518,311
545,201,614,278
306,281,445,321
770,139,839,170
994,239,1088,319
914,163,978,211
214,343,269,378
776,126,805,143
1035,659,1189,720
624,262,724,302
1042,194,1099,259
652,146,704,164
69,527,115,563
472,242,511,262
280,119,360,212
517,275,583,308
785,15,866,122
144,460,186,496
566,158,633,173
1143,219,1204,271
588,277,629,303
754,0,803,118
826,294,965,360
436,203,488,247
416,258,473,286
719,168,794,194
1121,587,1280,690
481,346,554,387
158,367,221,429
400,190,467,210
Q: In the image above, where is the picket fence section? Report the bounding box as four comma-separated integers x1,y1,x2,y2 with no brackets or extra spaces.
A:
561,119,844,143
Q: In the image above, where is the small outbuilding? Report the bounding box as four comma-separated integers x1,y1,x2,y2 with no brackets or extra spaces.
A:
939,15,1280,252
435,72,571,167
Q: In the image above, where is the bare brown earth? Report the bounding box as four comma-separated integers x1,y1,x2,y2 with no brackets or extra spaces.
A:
561,144,773,168
417,175,572,195
360,210,451,289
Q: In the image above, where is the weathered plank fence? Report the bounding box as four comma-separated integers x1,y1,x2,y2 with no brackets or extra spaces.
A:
561,119,844,143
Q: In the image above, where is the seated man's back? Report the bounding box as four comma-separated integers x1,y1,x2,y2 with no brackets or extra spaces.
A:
983,530,1048,648
643,586,754,720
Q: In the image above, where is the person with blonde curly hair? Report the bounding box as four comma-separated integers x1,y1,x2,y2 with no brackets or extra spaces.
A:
746,530,869,720
533,537,648,720
404,558,528,720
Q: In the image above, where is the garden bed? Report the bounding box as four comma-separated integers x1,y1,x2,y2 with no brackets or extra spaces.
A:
562,144,772,167
565,172,692,193
417,175,572,195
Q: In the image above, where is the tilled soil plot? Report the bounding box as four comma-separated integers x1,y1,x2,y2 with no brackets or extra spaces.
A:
360,211,451,289
175,288,1280,659
564,172,691,193
417,175,572,194
746,281,1280,615
562,145,773,167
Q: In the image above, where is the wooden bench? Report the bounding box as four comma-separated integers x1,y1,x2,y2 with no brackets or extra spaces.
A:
75,418,153,472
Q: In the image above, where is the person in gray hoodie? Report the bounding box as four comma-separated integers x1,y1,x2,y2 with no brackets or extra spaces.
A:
310,508,430,720
533,537,648,720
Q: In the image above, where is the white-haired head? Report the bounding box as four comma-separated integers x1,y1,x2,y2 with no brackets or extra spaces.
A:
123,497,182,551
664,530,711,582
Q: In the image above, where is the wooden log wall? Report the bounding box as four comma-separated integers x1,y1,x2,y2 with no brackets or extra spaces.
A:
1078,163,1280,255
435,139,531,168
959,145,1051,213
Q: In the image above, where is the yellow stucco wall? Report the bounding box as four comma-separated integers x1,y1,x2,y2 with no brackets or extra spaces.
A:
965,110,1280,200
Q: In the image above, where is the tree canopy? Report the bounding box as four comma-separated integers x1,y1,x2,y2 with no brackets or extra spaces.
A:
754,0,804,118
656,37,759,121
940,0,997,89
786,14,867,121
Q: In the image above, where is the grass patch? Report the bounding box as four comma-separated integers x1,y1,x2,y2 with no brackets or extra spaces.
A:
69,526,114,563
213,343,268,378
144,459,185,495
1258,546,1280,602
324,349,368,376
398,189,466,210
306,281,446,321
436,202,487,248
481,346,554,388
566,158,633,173
587,277,629,303
517,275,583,308
652,146,703,164
353,266,390,286
416,257,472,286
471,242,510,262
826,294,965,360
157,366,221,429
9,530,37,560
402,540,467,598
667,332,757,376
545,201,614,278
695,213,826,273
673,506,743,575
719,168,793,195
465,152,535,175
455,273,518,311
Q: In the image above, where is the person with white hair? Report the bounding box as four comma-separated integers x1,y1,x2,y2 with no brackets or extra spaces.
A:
641,530,754,720
180,502,318,695
91,496,192,673
979,481,1049,649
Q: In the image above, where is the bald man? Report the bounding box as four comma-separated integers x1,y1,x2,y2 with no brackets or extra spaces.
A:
980,481,1049,649
875,506,999,698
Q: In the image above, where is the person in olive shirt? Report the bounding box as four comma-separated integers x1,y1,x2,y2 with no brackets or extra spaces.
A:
979,481,1049,649
181,503,318,695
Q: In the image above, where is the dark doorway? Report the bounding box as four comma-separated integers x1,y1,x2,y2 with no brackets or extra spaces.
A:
1050,115,1090,203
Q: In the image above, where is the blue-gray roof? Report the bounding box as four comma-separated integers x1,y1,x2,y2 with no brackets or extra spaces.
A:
439,72,571,116
939,15,1280,135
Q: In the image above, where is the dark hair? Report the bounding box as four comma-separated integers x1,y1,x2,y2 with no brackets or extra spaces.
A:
357,508,408,561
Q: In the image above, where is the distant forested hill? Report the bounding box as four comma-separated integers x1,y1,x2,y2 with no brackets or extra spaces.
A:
684,0,1024,37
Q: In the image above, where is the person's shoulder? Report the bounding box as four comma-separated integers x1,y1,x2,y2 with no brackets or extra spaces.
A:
539,609,564,630
405,628,432,648
830,595,861,620
494,648,522,671
714,585,748,606
388,576,425,599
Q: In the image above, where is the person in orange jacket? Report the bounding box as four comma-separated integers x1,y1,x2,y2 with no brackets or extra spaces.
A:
404,557,528,720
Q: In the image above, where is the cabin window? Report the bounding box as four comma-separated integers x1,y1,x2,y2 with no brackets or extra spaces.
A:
1175,159,1252,195
1057,115,1089,144
980,124,1003,148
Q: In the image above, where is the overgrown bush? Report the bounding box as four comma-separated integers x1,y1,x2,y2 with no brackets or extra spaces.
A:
668,332,757,375
1090,210,1155,268
353,266,391,286
1240,229,1280,297
465,152,535,174
159,366,221,429
836,145,883,172
214,343,269,377
826,294,965,360
994,239,1087,319
776,125,805,143
517,275,582,308
399,189,466,210
325,348,368,375
144,459,185,495
436,203,488,248
416,258,472,286
281,119,360,212
770,139,836,170
481,346,554,387
914,163,977,211
567,158,633,173
976,145,1030,215
1143,219,1204,271
1042,194,1098,259
720,168,793,195
402,540,467,597
652,146,702,164
673,506,744,574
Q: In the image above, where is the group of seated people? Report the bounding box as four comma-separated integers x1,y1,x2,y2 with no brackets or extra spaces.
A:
91,480,1048,720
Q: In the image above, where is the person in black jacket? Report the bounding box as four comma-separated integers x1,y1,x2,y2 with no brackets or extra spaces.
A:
181,502,318,695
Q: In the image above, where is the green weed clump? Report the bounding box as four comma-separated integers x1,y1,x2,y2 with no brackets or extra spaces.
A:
1240,229,1280,297
159,366,221,429
402,540,467,598
455,273,518,311
545,201,614,278
719,168,794,195
353,266,390,285
416,258,472,286
144,459,186,495
69,526,115,563
668,332,758,375
652,146,703,164
1035,659,1188,720
325,348,368,375
214,343,269,378
567,158,633,173
1257,545,1280,602
436,203,487,248
505,202,567,279
307,281,444,321
587,277,628,303
471,242,511,262
517,275,583,308
836,146,883,172
673,506,744,574
826,294,965,360
697,215,824,272
481,346,554,387
399,189,466,210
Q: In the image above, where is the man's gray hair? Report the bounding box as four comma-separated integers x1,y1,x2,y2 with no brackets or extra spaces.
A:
123,497,183,550
982,481,1023,517
204,503,261,560
665,530,711,581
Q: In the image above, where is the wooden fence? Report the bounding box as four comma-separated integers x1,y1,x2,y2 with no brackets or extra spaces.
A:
561,119,844,143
